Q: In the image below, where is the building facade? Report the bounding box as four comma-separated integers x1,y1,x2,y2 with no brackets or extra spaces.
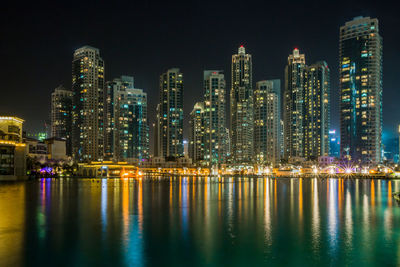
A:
189,102,204,164
156,68,184,158
254,80,281,165
105,76,149,162
303,61,330,158
115,87,149,162
0,117,26,181
339,16,383,164
51,85,72,156
203,70,227,165
284,48,306,160
71,46,105,162
230,45,253,164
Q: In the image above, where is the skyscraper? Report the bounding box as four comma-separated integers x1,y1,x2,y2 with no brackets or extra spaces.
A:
203,70,227,165
104,76,134,159
51,85,73,155
284,48,306,160
304,61,330,158
71,46,105,162
339,16,383,164
157,68,184,158
153,104,161,157
254,80,281,165
189,102,204,164
105,76,149,162
230,45,253,164
115,87,149,162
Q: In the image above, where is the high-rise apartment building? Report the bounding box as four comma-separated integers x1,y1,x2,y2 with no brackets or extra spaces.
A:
203,70,227,165
71,46,105,162
105,76,149,162
284,48,306,160
339,16,383,163
304,61,330,158
230,45,253,164
115,87,149,162
104,76,134,159
254,80,281,165
284,49,331,160
51,85,73,155
189,102,204,164
153,104,161,157
156,68,184,158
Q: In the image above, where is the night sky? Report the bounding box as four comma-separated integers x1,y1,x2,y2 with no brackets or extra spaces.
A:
1,0,399,145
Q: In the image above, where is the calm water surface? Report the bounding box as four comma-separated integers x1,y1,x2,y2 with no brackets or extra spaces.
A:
1,177,400,266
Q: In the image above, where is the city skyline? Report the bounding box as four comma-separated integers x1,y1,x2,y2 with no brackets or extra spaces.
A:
1,1,398,144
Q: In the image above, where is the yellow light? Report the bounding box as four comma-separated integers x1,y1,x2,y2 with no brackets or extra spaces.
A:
0,116,24,123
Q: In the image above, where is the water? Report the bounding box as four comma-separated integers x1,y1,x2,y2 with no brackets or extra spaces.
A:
1,177,400,266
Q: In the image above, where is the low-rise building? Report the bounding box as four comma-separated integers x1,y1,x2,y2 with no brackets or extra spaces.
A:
318,156,336,166
45,137,68,160
0,116,27,181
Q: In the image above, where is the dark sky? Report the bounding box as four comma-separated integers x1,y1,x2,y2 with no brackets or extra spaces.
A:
1,0,399,144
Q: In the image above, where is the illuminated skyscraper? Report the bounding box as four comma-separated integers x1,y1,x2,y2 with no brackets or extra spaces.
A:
115,87,149,162
51,85,73,155
71,46,105,162
153,104,161,157
254,80,281,165
284,48,306,159
203,70,227,165
304,61,330,158
157,68,184,158
104,76,134,159
189,102,204,164
230,45,253,164
105,76,149,162
339,16,383,163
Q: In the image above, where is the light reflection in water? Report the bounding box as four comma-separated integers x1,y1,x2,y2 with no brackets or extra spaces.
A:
328,179,338,255
0,177,399,266
311,178,320,253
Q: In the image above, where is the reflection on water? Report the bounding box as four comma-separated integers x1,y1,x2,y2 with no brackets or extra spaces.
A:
1,177,400,266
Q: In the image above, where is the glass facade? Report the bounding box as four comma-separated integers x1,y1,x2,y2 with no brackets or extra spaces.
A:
339,16,383,164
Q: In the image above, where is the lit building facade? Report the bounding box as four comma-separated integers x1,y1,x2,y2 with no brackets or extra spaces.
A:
105,76,149,162
105,76,134,159
254,80,281,165
284,48,306,160
189,102,204,164
230,45,253,164
304,61,330,158
203,70,227,165
339,16,383,164
71,46,105,162
51,85,72,156
115,87,149,162
156,68,184,158
329,129,340,158
0,117,26,181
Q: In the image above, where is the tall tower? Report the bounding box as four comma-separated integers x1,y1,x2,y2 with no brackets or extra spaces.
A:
254,80,281,165
158,68,184,158
153,104,161,157
51,85,73,156
105,76,149,162
203,70,227,165
339,16,383,164
104,76,134,159
304,61,330,158
284,48,306,160
230,45,253,164
71,46,105,162
115,87,149,162
189,102,204,164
